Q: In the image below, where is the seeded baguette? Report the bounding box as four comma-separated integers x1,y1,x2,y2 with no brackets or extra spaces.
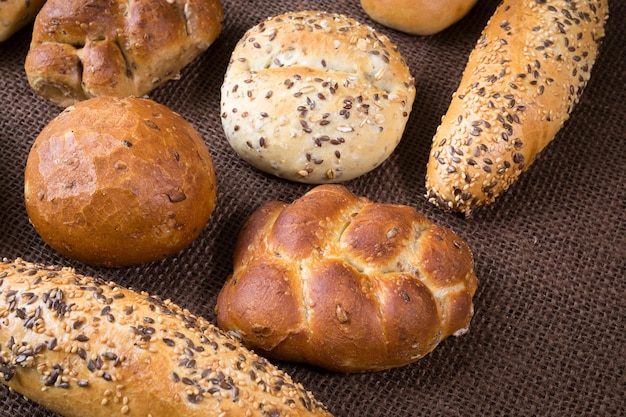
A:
425,0,609,215
0,258,333,417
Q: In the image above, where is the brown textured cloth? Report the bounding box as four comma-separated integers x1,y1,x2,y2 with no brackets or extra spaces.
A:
1,0,624,416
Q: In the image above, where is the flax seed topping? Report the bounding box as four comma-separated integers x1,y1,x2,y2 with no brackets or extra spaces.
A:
221,10,415,184
0,258,332,416
425,0,608,215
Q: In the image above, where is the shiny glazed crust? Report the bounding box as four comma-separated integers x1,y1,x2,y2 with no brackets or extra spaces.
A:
24,0,224,107
0,258,333,417
216,185,478,373
24,96,217,267
220,10,415,184
425,0,609,215
360,0,479,36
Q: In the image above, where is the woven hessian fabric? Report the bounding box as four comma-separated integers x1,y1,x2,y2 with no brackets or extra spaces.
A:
1,0,624,416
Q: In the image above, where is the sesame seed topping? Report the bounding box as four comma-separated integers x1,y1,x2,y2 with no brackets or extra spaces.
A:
426,0,607,215
220,10,416,184
0,259,333,415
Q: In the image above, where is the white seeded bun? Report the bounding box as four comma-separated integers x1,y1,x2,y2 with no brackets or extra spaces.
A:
360,0,479,36
220,10,415,184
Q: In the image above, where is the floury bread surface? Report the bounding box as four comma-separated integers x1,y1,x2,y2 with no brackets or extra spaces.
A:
425,0,609,215
0,258,333,417
25,0,224,107
220,10,415,184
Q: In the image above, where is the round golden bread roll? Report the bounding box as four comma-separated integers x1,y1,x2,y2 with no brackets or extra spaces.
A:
216,185,478,373
220,10,416,184
24,96,217,267
360,0,479,36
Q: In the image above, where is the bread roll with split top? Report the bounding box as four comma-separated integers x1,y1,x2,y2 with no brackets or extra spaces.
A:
216,185,478,373
425,0,609,215
24,0,223,107
0,258,333,417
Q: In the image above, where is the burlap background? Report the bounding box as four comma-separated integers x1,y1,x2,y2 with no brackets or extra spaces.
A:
1,0,624,415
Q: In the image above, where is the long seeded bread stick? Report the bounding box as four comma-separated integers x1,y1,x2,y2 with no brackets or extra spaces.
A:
0,258,332,417
425,0,609,215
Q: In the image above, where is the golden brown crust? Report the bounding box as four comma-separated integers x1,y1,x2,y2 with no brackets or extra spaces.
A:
0,258,333,417
360,0,478,36
24,0,224,107
216,185,478,373
0,0,46,42
425,0,609,215
220,10,415,184
23,96,217,267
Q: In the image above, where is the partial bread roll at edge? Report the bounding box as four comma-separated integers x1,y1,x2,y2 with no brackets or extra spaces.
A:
360,0,478,36
25,0,223,107
0,0,46,42
425,0,609,216
0,258,333,417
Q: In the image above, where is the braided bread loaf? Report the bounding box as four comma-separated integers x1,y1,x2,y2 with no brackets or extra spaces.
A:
216,185,478,373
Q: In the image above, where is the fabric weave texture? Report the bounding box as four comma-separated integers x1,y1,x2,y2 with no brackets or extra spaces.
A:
0,0,624,415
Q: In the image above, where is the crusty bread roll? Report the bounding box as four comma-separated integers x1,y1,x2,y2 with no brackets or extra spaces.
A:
24,0,223,107
425,0,609,216
0,258,332,417
360,0,478,36
0,0,46,42
24,96,217,267
220,10,415,184
216,185,478,373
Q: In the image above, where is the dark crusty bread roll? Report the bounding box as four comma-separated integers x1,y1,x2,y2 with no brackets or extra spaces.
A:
425,0,609,216
24,0,223,107
220,10,415,184
360,0,478,36
216,185,478,373
0,0,46,42
24,96,217,267
0,258,333,417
